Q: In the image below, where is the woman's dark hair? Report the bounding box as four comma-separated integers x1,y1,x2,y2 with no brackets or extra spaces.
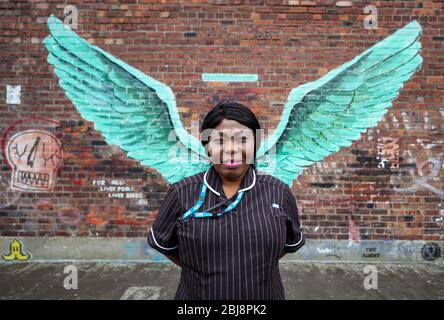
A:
200,101,262,167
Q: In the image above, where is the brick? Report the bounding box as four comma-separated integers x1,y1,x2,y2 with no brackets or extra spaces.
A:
0,0,441,243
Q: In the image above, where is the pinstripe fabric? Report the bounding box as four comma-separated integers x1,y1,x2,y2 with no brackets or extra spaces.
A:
147,164,305,300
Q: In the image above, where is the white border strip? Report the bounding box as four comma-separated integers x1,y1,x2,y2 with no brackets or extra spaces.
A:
285,233,304,247
150,229,178,250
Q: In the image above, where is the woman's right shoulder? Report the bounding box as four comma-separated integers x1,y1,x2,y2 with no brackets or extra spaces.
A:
168,170,206,193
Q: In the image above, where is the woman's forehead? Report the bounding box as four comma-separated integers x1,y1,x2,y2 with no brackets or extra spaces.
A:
210,128,254,137
214,119,250,130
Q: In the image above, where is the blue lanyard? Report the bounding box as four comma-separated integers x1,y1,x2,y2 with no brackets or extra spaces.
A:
181,182,245,221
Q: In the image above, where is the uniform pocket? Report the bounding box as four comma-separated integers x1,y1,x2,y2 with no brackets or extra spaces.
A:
269,204,287,218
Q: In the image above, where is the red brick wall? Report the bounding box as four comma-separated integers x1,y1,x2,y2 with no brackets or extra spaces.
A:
0,0,443,240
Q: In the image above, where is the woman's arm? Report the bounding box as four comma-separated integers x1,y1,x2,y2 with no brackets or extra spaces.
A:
165,253,182,267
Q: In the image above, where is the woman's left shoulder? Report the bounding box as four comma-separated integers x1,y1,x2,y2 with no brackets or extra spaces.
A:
254,169,289,191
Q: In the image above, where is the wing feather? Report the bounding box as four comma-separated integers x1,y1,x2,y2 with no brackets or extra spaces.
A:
257,21,423,186
44,16,210,183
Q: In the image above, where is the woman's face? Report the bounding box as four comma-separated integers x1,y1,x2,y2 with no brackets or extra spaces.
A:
205,119,256,182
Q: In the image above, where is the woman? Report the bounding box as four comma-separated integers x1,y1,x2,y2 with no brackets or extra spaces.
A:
148,101,305,300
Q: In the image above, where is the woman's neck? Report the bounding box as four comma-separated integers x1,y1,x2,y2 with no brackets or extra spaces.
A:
221,178,242,189
219,167,249,197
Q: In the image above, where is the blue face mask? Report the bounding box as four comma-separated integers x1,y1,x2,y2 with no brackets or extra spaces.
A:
181,182,245,222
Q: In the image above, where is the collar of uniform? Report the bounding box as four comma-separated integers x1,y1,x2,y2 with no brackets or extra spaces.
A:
203,164,256,198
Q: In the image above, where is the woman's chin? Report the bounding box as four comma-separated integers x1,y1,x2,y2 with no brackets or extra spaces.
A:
215,163,249,178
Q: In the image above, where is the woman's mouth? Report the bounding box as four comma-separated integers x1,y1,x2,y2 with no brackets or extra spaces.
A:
222,160,241,169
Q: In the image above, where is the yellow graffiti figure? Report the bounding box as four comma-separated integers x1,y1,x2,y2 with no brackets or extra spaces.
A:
2,239,30,261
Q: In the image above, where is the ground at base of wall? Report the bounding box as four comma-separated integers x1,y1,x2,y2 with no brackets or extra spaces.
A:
0,262,443,300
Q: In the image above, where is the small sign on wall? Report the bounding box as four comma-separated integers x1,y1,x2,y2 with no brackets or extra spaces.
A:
6,85,21,104
202,73,258,82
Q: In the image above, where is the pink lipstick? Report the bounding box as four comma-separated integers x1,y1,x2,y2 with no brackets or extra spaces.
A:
223,160,241,169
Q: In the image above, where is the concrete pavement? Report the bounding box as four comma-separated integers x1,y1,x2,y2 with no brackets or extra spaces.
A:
1,262,443,300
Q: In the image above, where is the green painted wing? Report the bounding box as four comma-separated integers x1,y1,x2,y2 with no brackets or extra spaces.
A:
44,15,210,184
256,21,423,186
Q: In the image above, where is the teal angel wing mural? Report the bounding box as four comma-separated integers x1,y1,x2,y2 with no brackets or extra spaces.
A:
256,20,423,186
44,16,422,186
44,15,211,184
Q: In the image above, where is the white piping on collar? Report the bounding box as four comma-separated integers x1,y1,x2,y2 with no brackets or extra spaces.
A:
238,168,256,193
203,166,256,197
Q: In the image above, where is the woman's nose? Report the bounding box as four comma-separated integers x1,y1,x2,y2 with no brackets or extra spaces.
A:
224,137,242,154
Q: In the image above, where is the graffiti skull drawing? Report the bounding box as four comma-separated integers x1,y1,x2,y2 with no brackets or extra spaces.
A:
5,130,63,192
